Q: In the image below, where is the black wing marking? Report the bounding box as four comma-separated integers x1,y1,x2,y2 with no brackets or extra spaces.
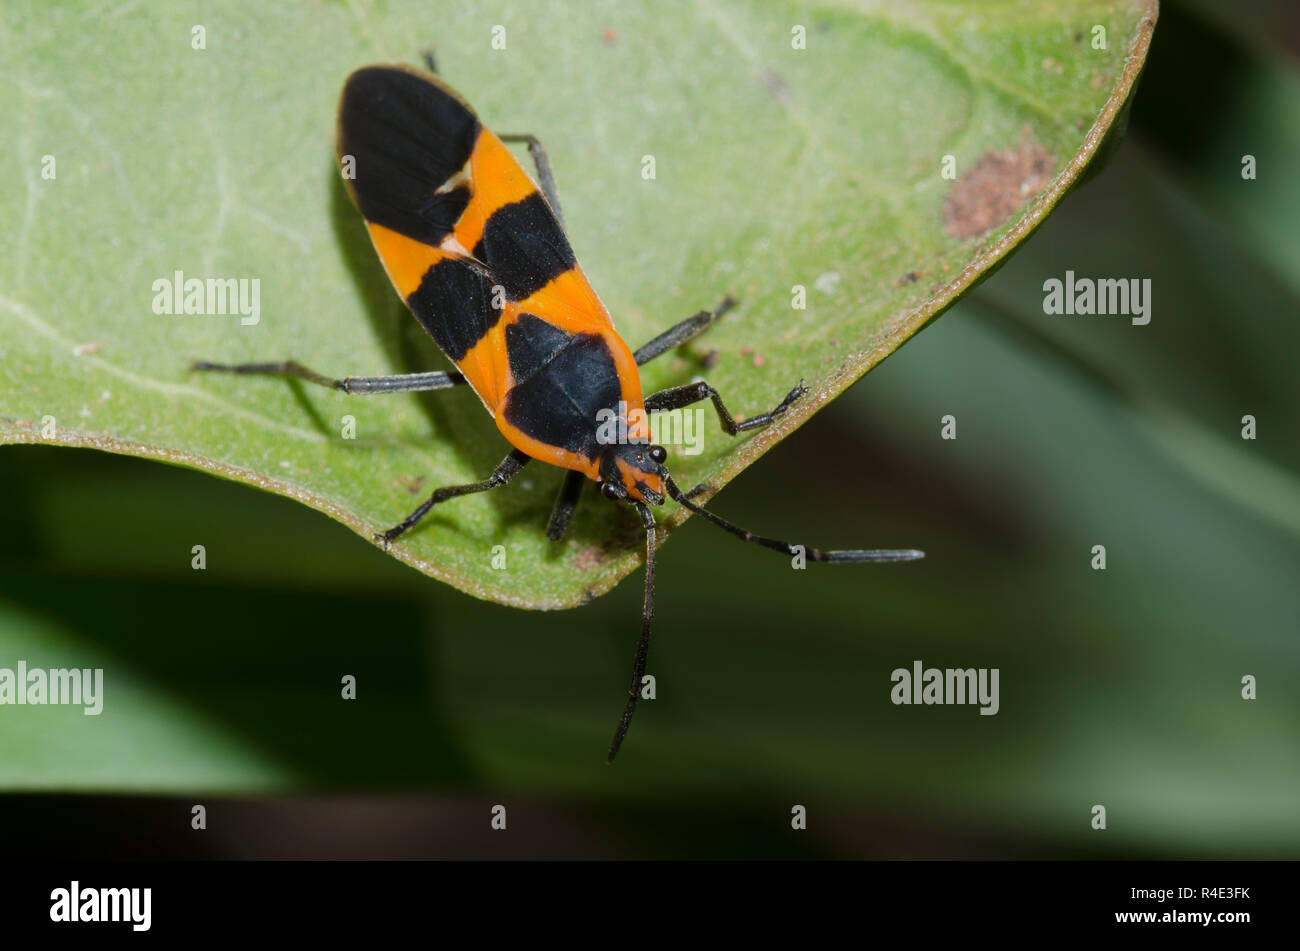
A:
405,255,500,364
503,324,624,459
338,65,480,245
472,192,577,302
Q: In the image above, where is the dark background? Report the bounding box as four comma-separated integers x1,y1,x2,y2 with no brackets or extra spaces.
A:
1,0,1297,859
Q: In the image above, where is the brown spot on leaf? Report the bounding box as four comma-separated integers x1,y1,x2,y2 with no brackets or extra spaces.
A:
574,546,606,572
757,67,792,104
943,138,1054,240
394,474,427,495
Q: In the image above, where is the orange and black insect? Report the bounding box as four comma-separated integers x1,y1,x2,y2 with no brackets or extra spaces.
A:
194,61,924,761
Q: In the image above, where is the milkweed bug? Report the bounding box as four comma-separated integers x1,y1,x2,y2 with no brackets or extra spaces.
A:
193,60,924,762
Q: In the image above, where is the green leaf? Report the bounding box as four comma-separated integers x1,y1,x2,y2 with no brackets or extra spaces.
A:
0,0,1156,608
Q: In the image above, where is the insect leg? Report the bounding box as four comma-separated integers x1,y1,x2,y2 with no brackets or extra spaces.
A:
633,296,736,365
499,134,564,225
376,449,531,548
191,360,466,395
644,378,807,436
607,501,658,763
665,476,924,564
546,469,587,542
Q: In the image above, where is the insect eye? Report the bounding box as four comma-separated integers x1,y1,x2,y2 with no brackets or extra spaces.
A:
649,445,667,464
601,481,623,501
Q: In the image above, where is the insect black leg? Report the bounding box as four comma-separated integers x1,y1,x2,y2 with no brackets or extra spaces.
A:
499,134,564,225
376,449,531,548
665,475,924,564
191,360,466,395
421,50,438,74
680,482,712,501
645,378,807,436
546,469,587,542
633,296,736,365
608,501,658,763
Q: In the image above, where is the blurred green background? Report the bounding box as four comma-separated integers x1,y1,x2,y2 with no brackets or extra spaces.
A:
2,0,1298,858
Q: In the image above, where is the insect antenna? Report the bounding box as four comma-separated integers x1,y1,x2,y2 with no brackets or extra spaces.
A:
664,476,924,563
607,501,658,763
